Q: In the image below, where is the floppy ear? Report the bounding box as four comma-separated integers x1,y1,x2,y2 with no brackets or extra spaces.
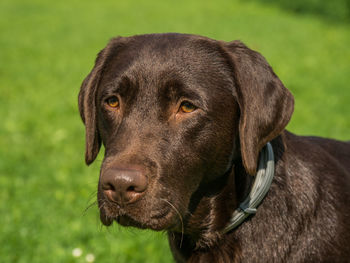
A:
78,37,126,165
78,49,106,165
222,41,294,175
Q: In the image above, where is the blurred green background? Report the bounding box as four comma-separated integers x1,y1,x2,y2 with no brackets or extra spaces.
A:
0,0,349,262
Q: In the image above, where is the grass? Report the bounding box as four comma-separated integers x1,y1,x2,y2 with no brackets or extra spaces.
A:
0,0,349,262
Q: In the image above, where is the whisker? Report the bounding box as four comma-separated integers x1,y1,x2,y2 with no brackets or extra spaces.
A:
161,198,184,248
87,190,97,203
81,191,99,216
82,200,98,216
98,199,107,210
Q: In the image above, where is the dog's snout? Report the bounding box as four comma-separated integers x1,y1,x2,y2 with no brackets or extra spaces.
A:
101,168,148,204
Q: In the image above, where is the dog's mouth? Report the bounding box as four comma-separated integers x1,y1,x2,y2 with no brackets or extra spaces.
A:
115,215,147,228
99,198,183,231
99,206,139,228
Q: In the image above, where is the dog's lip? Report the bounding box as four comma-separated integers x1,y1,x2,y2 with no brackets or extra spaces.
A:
111,208,178,231
115,215,146,229
99,197,181,230
100,211,114,226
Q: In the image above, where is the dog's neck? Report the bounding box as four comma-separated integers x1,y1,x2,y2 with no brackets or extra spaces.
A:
167,160,254,262
168,138,283,262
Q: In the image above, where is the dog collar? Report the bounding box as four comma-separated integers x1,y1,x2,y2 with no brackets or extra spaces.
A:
222,142,275,233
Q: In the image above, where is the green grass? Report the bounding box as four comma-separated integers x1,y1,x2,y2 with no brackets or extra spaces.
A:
0,0,349,262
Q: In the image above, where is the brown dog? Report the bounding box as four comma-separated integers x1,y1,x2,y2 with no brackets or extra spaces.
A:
78,33,350,262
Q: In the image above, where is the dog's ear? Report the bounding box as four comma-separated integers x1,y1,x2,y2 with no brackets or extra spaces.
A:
78,37,124,165
222,41,294,175
78,50,104,165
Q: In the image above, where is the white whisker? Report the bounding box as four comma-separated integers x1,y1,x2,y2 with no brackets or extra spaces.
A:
161,198,184,248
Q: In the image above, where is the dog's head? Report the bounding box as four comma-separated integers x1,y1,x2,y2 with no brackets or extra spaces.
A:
78,33,293,231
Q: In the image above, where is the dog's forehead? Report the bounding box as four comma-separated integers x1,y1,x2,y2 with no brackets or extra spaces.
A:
125,34,227,75
100,34,232,96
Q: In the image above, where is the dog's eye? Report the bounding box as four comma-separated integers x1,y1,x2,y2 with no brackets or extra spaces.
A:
180,101,196,113
106,96,119,108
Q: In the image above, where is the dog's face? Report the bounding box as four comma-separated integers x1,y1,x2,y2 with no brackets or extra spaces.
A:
78,33,294,231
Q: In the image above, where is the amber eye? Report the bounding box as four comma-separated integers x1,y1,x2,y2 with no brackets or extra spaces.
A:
106,96,119,108
180,101,196,113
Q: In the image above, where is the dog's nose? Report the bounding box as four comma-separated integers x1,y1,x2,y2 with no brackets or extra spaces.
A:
101,168,148,204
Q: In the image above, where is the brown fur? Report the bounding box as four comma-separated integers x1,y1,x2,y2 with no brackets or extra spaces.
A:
78,33,350,262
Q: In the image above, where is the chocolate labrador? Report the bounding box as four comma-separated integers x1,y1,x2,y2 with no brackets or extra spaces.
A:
78,33,350,262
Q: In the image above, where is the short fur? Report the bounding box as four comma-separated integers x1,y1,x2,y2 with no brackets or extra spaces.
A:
78,33,350,262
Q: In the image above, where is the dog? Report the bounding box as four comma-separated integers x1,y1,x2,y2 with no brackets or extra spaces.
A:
78,33,350,262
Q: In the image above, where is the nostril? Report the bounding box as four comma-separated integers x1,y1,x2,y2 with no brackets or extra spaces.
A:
103,182,116,191
127,185,135,192
109,183,115,191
